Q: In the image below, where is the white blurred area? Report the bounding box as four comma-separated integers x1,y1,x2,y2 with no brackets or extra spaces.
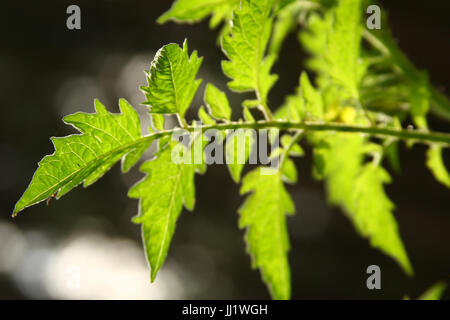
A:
0,222,185,299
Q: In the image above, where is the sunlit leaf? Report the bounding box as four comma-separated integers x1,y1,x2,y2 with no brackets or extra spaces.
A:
417,282,447,300
13,99,151,216
129,138,204,281
204,83,232,121
221,0,278,105
226,129,254,183
350,163,413,275
239,167,294,299
158,0,238,27
142,40,202,117
427,145,450,188
315,133,412,275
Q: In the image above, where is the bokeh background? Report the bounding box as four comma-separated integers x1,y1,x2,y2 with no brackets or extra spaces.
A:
1,0,449,299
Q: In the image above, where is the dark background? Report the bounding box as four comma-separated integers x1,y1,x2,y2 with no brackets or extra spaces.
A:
0,0,449,299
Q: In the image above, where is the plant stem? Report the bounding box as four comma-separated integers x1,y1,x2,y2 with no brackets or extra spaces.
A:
259,103,274,121
145,120,450,146
279,130,305,169
177,114,189,129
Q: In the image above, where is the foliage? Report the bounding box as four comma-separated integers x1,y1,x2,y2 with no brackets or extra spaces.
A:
14,0,450,299
416,282,447,300
239,167,294,299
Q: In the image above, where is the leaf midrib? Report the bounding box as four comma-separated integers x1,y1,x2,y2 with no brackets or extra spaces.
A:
152,163,184,280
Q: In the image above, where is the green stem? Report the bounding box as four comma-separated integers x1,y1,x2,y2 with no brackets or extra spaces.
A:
259,102,274,121
177,114,189,129
150,120,450,145
279,130,305,169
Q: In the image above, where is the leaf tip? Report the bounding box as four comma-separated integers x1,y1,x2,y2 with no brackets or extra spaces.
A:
94,99,107,113
403,262,414,277
156,14,169,25
150,269,159,283
12,200,24,218
231,173,241,183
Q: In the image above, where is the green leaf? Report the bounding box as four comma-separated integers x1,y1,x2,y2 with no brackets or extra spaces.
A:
242,99,261,108
300,72,323,120
299,12,329,74
385,141,402,174
158,0,238,26
221,0,278,105
273,103,290,120
426,145,450,188
150,114,165,132
300,0,363,98
239,167,294,300
281,158,297,184
350,164,413,275
273,0,296,13
198,106,217,125
407,76,448,188
142,40,203,118
276,95,302,122
276,72,323,122
325,0,363,97
13,99,151,216
314,133,412,275
129,139,202,281
157,0,238,43
410,76,430,129
226,129,254,183
281,135,304,157
204,83,232,120
269,1,300,56
315,133,365,206
243,106,256,122
417,282,447,300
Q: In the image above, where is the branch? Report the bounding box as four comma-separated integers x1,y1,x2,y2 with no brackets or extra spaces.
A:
142,120,450,145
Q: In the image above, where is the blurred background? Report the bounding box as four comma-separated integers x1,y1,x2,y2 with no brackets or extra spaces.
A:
0,0,449,299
